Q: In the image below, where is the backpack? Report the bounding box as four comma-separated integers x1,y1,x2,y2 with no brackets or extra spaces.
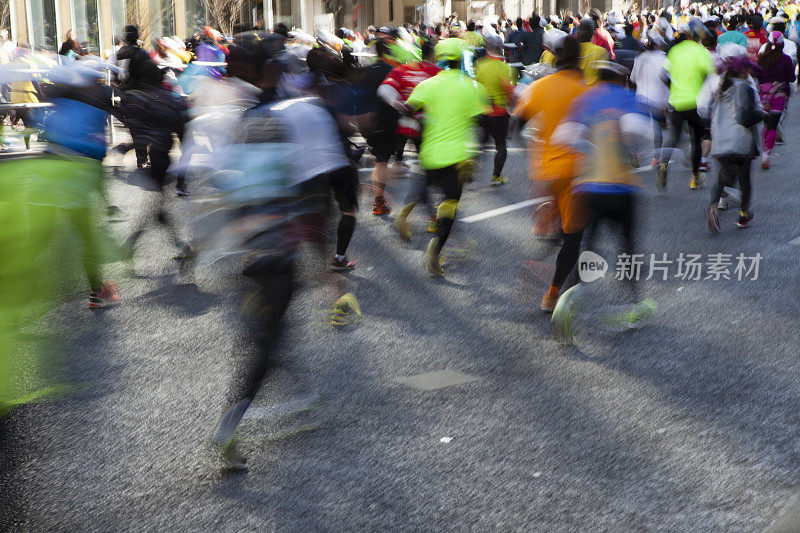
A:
735,82,762,128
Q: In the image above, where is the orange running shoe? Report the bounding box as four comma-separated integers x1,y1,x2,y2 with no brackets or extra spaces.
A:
540,285,559,313
371,199,391,216
89,281,121,309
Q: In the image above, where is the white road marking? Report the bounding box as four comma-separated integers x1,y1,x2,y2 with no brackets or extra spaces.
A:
357,159,650,222
632,165,655,174
461,197,550,223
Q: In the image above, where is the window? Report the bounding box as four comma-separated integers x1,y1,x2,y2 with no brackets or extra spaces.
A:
27,0,58,50
111,0,126,42
275,0,292,27
148,0,175,39
111,0,174,45
185,0,206,36
71,0,100,53
0,0,11,37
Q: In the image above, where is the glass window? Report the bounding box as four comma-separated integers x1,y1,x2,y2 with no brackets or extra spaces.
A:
0,0,11,37
71,0,100,54
148,0,175,39
275,0,292,27
112,0,174,45
185,0,206,37
111,0,126,42
28,0,58,50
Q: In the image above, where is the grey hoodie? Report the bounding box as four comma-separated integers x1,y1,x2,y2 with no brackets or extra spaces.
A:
697,75,762,158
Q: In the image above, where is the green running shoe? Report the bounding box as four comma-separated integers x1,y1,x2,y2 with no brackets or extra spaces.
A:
552,285,581,344
602,298,657,330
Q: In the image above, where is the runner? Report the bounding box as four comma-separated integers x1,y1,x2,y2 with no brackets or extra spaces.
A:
360,39,400,216
718,14,747,49
475,35,518,187
206,42,301,470
630,29,669,166
269,94,360,271
575,19,609,86
39,69,122,307
405,38,488,277
744,14,769,62
551,61,657,332
752,31,795,169
513,36,588,312
378,41,443,241
119,63,190,265
657,23,715,190
462,21,486,48
698,47,761,232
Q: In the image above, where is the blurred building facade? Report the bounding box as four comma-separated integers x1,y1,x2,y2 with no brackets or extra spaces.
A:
0,0,614,56
2,0,348,53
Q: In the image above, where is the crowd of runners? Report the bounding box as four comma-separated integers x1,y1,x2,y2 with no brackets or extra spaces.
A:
1,0,798,469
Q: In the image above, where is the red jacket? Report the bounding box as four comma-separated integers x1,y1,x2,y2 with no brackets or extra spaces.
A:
592,27,616,59
744,28,768,61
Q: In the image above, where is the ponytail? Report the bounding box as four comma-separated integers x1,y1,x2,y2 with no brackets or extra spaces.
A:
757,41,783,68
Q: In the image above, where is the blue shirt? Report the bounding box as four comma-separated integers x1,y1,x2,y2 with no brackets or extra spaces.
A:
563,83,649,193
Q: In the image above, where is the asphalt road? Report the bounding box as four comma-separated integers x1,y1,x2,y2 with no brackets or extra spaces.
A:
5,99,800,532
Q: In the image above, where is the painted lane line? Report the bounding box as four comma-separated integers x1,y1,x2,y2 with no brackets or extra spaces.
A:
461,196,551,223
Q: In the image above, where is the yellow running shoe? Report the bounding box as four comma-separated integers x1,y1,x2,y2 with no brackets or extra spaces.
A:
490,175,508,187
393,215,412,242
427,216,438,233
424,238,444,277
331,293,362,326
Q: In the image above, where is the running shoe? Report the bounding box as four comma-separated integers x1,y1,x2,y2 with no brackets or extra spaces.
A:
427,216,438,233
89,281,121,309
689,174,704,190
175,184,190,196
371,199,391,216
717,197,728,210
331,256,356,272
393,215,412,242
214,436,247,471
760,158,770,170
776,131,785,144
699,160,711,173
551,285,580,343
331,293,362,326
629,299,657,328
540,285,559,313
656,163,667,191
706,202,720,235
604,299,657,329
424,238,443,277
490,175,508,187
736,210,753,228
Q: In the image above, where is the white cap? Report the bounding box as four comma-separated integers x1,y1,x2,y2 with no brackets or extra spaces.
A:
718,42,746,59
543,28,567,50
